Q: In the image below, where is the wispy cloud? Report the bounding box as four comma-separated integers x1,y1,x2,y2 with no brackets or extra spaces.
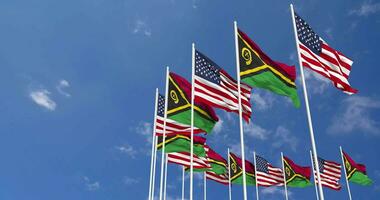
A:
213,118,224,134
83,176,100,191
56,79,71,97
123,176,139,185
324,28,333,40
349,1,380,16
261,187,292,197
251,91,275,111
132,19,152,37
328,96,380,135
136,121,153,143
115,144,137,158
302,69,330,94
244,123,270,140
29,89,57,111
272,126,298,152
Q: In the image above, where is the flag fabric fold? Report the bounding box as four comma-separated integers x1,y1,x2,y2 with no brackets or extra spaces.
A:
229,152,256,185
206,171,229,185
156,134,206,157
194,50,252,122
155,94,204,136
255,155,284,187
167,151,211,169
167,72,219,133
283,156,312,188
293,12,357,94
343,151,373,186
313,157,342,190
237,28,301,107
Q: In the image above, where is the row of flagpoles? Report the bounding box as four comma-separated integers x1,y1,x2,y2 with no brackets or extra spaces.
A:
146,4,370,200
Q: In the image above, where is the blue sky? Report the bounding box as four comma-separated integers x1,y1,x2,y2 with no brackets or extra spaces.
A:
0,0,380,199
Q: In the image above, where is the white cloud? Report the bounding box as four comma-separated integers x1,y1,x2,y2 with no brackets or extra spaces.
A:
213,118,223,134
251,91,275,111
272,126,298,152
328,96,380,135
136,121,153,143
29,89,57,111
83,176,100,191
324,28,333,40
115,144,137,158
302,69,330,94
56,79,71,97
261,187,292,197
244,123,270,140
349,1,380,16
132,19,152,37
123,176,139,185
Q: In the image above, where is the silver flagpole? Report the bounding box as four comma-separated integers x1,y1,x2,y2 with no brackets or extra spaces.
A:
290,4,325,200
190,43,195,200
204,172,207,200
310,150,320,200
340,146,353,200
228,148,232,200
159,67,170,200
253,151,259,200
233,20,248,200
164,154,168,200
182,166,185,200
280,152,288,200
151,131,158,200
148,88,159,200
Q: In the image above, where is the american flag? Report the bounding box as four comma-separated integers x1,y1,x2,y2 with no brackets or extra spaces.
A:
194,50,252,122
206,171,229,185
294,12,357,94
255,155,284,187
155,94,203,136
167,151,211,169
314,157,342,190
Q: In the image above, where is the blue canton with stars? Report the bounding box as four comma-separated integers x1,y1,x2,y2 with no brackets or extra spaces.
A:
195,50,222,85
256,156,269,173
317,157,325,171
157,94,165,117
295,12,322,55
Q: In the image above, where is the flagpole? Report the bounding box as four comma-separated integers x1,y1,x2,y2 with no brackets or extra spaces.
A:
204,172,207,200
182,166,185,200
310,150,320,200
164,154,168,200
159,67,170,200
340,146,353,200
148,89,159,200
233,20,248,200
227,148,232,200
280,152,289,200
290,4,325,200
190,42,195,200
151,132,158,200
253,151,259,200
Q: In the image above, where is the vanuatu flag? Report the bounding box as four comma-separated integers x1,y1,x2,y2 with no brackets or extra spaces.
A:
185,146,227,175
283,156,312,188
229,152,255,185
237,29,300,107
342,151,373,186
167,72,219,133
157,134,207,157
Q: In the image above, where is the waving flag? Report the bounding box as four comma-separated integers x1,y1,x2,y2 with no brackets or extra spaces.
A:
283,156,312,188
293,12,357,94
229,152,255,185
237,29,300,107
167,72,219,133
156,134,206,157
194,50,252,122
167,152,211,169
206,171,229,185
155,94,204,136
342,151,373,186
255,155,284,187
314,157,342,190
